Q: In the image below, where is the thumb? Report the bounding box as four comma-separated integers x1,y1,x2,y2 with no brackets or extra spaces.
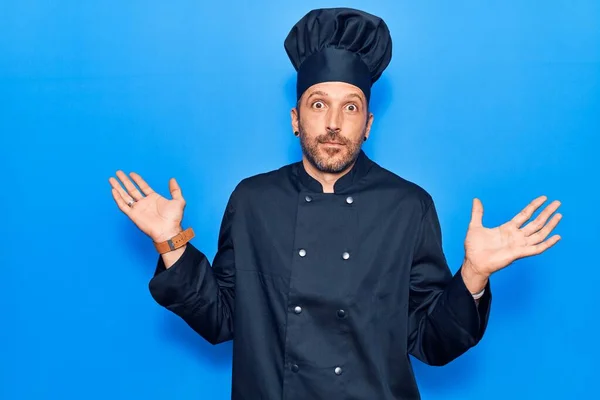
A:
169,177,184,201
470,197,484,227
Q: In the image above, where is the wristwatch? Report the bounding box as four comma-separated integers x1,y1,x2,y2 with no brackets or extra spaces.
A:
153,227,195,254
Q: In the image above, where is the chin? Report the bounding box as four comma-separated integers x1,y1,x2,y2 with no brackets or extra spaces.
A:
300,134,360,173
314,149,353,173
319,146,345,158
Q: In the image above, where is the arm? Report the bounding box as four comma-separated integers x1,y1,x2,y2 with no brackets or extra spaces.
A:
407,199,492,366
147,192,237,345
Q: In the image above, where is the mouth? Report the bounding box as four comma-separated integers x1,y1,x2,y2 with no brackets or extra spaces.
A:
321,141,345,146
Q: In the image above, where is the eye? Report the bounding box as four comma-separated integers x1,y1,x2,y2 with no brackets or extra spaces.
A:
346,103,358,112
312,101,325,109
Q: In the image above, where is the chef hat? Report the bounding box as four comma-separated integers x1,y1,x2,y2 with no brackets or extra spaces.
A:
284,7,393,104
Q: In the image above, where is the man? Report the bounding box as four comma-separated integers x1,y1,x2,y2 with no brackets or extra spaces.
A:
109,7,562,399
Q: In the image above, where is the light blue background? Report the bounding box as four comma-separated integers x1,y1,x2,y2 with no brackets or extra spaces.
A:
1,1,598,399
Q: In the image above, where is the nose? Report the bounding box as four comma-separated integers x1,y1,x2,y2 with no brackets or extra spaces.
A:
326,107,342,132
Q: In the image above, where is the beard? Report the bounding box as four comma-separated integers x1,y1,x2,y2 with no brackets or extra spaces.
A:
298,121,365,173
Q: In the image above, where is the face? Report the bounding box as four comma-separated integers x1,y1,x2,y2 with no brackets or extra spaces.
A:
291,81,374,173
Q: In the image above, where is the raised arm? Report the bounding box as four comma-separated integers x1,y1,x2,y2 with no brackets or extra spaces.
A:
109,170,237,345
407,199,492,366
148,193,237,345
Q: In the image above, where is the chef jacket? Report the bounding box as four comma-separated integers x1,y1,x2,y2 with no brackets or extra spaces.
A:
148,149,492,400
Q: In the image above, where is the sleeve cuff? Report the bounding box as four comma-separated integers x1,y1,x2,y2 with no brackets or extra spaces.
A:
148,243,206,308
472,288,485,300
436,268,492,340
152,242,200,276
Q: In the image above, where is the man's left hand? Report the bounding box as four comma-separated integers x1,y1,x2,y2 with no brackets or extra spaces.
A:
460,195,562,293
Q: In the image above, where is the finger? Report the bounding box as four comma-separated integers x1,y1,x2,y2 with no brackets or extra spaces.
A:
111,188,132,216
109,176,137,206
511,195,548,228
115,170,144,201
522,200,562,236
129,172,155,196
169,177,184,201
527,213,562,245
521,234,561,258
469,198,484,227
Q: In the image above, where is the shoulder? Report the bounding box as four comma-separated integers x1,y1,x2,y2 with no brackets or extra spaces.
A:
237,163,294,192
368,159,435,214
225,162,296,209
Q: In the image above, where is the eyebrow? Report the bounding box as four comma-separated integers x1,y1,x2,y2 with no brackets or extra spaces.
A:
344,92,364,104
306,90,364,104
307,90,329,101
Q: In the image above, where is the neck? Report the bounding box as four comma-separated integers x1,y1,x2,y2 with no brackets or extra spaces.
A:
301,156,357,193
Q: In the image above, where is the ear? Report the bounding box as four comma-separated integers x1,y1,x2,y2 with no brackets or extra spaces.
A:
364,112,374,140
291,107,299,133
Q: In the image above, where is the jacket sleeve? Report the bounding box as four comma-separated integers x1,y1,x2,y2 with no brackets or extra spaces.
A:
407,198,492,366
147,192,237,345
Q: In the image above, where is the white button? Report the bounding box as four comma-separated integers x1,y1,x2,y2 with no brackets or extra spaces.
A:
305,195,312,202
334,367,342,375
346,196,354,204
342,252,350,260
299,249,306,257
294,306,302,314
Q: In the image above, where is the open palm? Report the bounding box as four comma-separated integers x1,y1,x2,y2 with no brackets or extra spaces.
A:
464,195,562,277
109,170,186,242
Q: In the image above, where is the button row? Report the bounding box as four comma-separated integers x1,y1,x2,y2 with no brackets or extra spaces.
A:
290,306,347,319
290,363,343,375
298,249,351,260
303,195,354,204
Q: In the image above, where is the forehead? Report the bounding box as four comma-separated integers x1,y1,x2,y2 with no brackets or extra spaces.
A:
302,81,366,101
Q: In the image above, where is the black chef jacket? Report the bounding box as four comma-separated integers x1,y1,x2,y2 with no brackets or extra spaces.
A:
148,149,492,400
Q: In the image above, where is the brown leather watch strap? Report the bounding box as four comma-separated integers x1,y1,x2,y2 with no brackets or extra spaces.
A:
153,227,195,254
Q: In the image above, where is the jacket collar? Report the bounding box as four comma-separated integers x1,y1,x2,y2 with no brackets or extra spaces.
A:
294,149,373,193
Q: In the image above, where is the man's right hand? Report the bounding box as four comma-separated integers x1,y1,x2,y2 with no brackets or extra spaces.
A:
109,170,186,243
